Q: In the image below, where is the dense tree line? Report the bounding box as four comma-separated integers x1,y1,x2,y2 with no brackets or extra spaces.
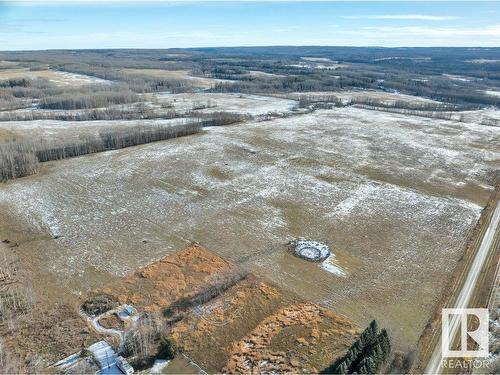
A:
350,98,461,111
0,107,180,122
38,90,139,110
2,48,499,116
202,58,500,107
1,48,499,108
0,76,144,114
295,94,472,115
209,71,500,107
48,64,196,94
297,95,344,108
195,111,247,126
0,141,40,182
36,122,202,162
0,79,31,88
321,320,391,374
0,97,26,111
1,77,67,100
355,104,499,126
0,121,202,182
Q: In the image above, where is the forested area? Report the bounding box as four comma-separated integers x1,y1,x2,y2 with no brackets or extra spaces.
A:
0,122,202,181
38,90,138,110
0,47,498,181
321,320,391,374
1,47,499,112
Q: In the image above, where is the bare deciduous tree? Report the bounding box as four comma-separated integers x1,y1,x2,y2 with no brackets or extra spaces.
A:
0,121,202,181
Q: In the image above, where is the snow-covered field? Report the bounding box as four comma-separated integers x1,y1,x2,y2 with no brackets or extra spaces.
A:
281,90,439,105
443,73,473,82
47,71,111,86
119,68,230,88
0,118,195,141
152,92,298,116
441,108,500,126
0,93,298,125
467,59,500,64
485,90,500,98
0,106,498,347
0,68,110,86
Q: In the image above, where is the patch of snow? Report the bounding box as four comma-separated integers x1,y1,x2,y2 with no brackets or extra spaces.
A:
153,92,297,117
53,353,82,370
373,57,431,62
301,57,333,62
330,184,378,218
485,90,500,98
51,70,112,86
151,359,170,374
321,254,347,277
443,73,472,82
467,59,500,64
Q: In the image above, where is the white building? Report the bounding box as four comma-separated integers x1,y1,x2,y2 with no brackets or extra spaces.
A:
88,341,134,374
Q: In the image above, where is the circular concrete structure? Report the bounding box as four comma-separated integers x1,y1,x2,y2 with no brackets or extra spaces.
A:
288,239,330,262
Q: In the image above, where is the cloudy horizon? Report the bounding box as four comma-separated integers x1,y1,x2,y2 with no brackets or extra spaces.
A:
0,1,498,50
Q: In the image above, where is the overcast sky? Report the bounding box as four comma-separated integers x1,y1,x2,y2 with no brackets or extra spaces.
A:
0,1,498,50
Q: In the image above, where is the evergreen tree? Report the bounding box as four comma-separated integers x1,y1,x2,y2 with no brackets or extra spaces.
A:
378,329,391,359
369,320,379,336
351,340,361,356
157,337,178,360
322,321,391,374
356,357,375,374
360,328,372,347
366,357,376,373
371,342,383,368
359,364,369,374
337,362,348,374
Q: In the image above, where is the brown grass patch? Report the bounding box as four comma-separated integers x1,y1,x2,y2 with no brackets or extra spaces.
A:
81,245,358,373
0,244,97,369
224,303,358,373
86,244,234,313
99,313,125,330
169,275,358,373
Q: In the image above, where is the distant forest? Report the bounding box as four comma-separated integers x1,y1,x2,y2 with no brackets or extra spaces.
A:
0,46,499,107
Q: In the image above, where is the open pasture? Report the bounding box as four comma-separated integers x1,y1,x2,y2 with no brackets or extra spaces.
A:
0,67,110,86
120,68,229,89
152,92,298,116
281,90,439,105
0,118,195,142
0,106,498,349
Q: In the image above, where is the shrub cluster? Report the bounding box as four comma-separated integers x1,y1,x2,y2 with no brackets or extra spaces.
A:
196,111,247,127
163,269,248,317
157,337,178,360
81,294,119,317
0,79,31,88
